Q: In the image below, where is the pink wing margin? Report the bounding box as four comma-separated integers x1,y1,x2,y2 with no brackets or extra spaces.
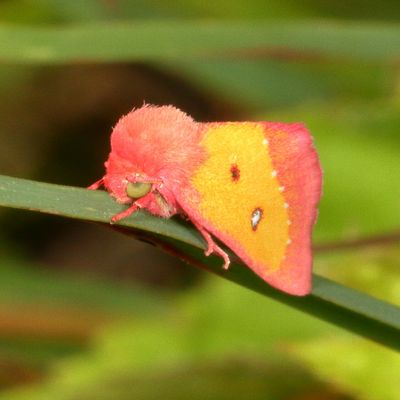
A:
262,122,322,295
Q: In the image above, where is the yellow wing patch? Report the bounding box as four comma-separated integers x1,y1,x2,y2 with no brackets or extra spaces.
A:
190,123,289,272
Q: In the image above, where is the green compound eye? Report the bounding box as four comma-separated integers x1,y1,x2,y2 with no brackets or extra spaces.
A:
126,182,152,199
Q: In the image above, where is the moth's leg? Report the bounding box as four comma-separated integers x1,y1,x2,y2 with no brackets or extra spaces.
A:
110,203,139,224
192,222,230,270
110,194,153,224
88,178,104,190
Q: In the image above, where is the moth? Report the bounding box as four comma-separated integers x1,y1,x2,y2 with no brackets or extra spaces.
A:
90,105,322,295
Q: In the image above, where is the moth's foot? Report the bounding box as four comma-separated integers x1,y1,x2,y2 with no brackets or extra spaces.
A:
110,203,139,224
88,178,104,190
205,242,231,270
191,221,231,270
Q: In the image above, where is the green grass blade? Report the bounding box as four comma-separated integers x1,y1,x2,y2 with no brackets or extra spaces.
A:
0,174,399,351
1,20,400,64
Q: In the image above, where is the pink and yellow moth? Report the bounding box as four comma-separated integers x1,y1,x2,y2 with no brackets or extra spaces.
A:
89,105,322,296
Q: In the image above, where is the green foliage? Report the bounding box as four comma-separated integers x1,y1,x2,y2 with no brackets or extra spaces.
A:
293,246,400,400
1,20,400,64
0,279,332,400
0,258,168,365
0,258,168,315
3,248,400,399
0,1,400,399
295,338,400,400
0,174,399,352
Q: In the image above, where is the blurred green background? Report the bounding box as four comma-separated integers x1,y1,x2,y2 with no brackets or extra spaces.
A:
0,1,399,399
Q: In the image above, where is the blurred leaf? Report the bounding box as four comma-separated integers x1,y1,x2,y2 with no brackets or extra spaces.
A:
0,278,335,400
3,248,399,399
169,60,387,110
0,174,399,351
294,337,400,400
0,258,168,365
3,0,400,24
169,0,400,21
0,356,335,400
91,280,330,372
0,259,168,315
1,20,400,64
291,244,400,400
316,245,400,304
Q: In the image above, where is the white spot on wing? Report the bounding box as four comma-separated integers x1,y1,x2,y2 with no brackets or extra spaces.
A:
284,202,289,209
279,186,285,192
287,239,292,245
251,208,263,231
271,170,277,178
263,138,269,146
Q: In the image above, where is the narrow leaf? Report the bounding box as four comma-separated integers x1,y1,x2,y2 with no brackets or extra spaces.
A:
0,174,399,351
1,21,400,64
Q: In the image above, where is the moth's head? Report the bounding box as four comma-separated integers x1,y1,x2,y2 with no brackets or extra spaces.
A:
100,104,202,217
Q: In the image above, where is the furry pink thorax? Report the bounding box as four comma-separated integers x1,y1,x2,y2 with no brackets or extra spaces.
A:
102,105,206,217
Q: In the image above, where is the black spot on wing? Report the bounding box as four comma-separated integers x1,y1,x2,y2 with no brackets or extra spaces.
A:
230,164,240,182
